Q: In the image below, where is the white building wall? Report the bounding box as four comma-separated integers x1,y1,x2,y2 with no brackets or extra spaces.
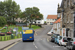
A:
33,20,44,24
57,23,61,34
46,19,56,25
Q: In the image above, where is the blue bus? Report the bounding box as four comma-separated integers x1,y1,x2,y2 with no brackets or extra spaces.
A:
22,27,34,42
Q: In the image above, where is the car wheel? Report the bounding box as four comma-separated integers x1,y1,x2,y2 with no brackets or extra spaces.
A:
60,42,62,46
70,46,73,50
23,40,25,42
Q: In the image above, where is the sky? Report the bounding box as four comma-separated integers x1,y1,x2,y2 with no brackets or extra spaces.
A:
0,0,62,21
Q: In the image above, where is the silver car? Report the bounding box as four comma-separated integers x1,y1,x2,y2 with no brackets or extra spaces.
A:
66,38,75,50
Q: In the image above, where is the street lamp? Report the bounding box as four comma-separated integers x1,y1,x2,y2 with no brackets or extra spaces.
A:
73,12,75,37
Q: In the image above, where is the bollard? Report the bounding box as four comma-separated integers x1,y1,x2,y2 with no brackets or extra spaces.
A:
0,37,1,41
4,37,6,41
9,36,11,39
7,37,8,40
1,37,2,41
10,36,11,39
17,35,18,38
14,36,15,39
20,34,21,38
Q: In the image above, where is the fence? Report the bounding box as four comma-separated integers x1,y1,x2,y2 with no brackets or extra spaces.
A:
0,34,22,41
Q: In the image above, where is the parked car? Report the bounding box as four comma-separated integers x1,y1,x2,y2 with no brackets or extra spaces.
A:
0,33,5,36
59,37,71,46
55,36,62,44
47,28,53,36
66,38,75,50
50,34,59,42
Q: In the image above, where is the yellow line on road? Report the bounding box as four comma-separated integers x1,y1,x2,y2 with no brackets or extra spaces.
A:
4,42,19,50
35,33,37,35
47,38,49,42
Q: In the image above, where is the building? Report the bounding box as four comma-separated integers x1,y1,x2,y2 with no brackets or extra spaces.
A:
46,15,57,25
57,0,75,38
33,20,44,24
35,20,44,24
14,18,26,23
14,18,24,23
53,18,61,35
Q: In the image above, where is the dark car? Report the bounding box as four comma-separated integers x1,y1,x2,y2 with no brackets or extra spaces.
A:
50,34,59,42
66,38,75,50
0,33,5,36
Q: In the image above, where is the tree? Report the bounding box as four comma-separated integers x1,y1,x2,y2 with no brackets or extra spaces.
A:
0,16,7,26
0,0,21,23
21,7,43,28
0,1,5,16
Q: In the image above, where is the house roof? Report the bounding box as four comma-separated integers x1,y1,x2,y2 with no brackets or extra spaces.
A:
54,18,61,23
47,15,57,19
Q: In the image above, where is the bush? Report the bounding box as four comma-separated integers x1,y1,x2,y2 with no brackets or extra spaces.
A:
0,16,7,26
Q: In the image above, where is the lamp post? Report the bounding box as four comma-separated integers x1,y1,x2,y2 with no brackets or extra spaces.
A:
73,12,75,37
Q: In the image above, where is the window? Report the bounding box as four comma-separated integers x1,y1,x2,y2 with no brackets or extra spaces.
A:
55,19,57,20
47,22,49,23
58,13,60,17
47,19,49,20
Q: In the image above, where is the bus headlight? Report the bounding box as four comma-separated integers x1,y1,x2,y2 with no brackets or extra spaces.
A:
30,37,32,38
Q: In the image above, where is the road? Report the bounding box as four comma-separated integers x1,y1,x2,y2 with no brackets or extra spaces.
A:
8,25,67,50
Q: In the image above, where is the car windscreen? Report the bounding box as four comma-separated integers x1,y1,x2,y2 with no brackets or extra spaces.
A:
63,38,68,42
63,38,72,42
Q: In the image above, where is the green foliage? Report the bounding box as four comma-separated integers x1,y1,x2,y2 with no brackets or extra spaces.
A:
0,16,7,26
0,0,21,22
44,21,46,23
21,7,43,28
31,25,41,30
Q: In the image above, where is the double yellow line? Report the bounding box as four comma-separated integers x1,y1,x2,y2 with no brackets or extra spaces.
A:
4,41,20,50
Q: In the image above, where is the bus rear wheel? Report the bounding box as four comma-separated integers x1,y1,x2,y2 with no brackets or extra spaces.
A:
32,40,34,42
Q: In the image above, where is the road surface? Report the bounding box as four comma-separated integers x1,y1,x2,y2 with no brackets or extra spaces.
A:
8,25,67,50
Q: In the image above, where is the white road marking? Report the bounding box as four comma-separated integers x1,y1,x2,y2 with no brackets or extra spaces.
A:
64,47,67,49
34,31,37,35
47,38,49,42
35,46,38,48
33,42,35,45
53,46,60,47
33,42,38,49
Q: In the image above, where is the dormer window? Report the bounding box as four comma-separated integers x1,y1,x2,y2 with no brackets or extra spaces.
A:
58,13,60,17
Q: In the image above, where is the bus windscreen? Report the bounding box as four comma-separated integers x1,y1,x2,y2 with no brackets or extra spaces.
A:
23,30,33,34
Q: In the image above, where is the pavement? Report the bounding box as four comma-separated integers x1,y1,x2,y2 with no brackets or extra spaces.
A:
0,38,22,50
0,25,45,50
